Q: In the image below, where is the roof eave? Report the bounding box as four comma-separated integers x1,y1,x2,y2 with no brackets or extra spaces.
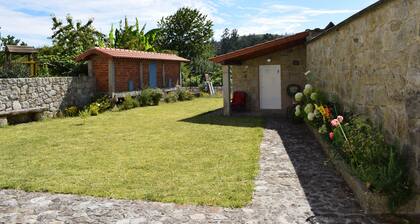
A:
210,31,309,64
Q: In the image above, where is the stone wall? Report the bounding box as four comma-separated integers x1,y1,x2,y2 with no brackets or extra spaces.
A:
307,0,420,191
0,76,96,116
232,44,307,111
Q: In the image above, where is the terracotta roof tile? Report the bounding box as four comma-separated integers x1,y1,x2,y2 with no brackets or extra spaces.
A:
76,47,189,62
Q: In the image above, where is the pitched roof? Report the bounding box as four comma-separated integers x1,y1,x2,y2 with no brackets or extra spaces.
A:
210,31,309,65
5,45,38,54
76,47,189,62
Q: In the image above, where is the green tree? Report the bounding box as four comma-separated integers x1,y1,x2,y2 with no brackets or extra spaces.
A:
108,17,160,52
157,7,214,60
38,15,104,76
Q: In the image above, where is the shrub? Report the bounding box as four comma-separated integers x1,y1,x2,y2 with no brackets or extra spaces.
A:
139,88,163,106
337,117,412,210
88,103,100,116
120,95,140,110
94,95,113,113
64,106,79,117
164,92,178,103
176,87,194,101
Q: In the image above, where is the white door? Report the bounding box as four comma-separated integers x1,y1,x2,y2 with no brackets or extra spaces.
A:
259,65,281,109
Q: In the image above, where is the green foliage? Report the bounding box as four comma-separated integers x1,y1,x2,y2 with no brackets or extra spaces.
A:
64,106,79,117
0,64,29,78
164,92,178,103
176,87,194,101
38,15,104,76
107,17,160,52
88,103,100,116
139,88,163,106
294,82,413,210
158,7,214,60
337,117,412,210
120,95,140,110
78,108,90,119
93,95,113,113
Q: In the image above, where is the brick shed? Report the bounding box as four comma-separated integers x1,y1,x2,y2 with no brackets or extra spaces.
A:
76,47,189,94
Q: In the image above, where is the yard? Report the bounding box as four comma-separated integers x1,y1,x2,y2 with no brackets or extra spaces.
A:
0,97,264,207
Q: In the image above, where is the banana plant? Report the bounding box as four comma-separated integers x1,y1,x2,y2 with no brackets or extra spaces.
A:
108,17,160,52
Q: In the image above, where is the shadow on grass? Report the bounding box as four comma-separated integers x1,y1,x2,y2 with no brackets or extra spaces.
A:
179,109,265,128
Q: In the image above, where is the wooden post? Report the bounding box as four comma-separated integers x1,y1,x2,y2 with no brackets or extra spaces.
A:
223,65,231,116
108,59,115,94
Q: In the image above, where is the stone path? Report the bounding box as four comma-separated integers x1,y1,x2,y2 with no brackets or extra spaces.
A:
0,118,384,223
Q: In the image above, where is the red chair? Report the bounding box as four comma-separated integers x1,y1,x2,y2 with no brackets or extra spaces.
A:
231,91,247,111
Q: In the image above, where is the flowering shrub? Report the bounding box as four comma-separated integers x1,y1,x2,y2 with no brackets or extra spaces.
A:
293,84,412,211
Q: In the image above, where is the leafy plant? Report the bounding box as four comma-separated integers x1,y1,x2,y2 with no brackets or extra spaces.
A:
108,17,160,52
93,95,113,113
88,103,100,116
120,95,140,110
64,106,79,117
139,88,163,106
164,92,178,103
176,87,194,101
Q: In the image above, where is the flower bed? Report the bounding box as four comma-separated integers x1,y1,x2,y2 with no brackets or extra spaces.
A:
294,84,413,213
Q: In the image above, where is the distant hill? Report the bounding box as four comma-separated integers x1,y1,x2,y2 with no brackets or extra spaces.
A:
214,29,287,55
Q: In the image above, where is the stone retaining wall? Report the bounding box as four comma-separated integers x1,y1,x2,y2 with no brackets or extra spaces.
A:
0,77,96,116
307,0,420,192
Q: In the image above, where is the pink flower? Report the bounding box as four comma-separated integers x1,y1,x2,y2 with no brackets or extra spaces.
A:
330,119,339,127
337,115,344,123
329,132,334,140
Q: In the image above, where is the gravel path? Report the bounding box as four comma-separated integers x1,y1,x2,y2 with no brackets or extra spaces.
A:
0,118,383,223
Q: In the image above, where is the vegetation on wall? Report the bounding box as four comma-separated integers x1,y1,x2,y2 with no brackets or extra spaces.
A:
293,81,412,211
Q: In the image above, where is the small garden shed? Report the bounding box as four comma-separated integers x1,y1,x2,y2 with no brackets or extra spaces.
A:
76,48,189,94
211,32,309,115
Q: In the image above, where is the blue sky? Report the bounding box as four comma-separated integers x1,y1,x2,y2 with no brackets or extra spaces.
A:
0,0,377,47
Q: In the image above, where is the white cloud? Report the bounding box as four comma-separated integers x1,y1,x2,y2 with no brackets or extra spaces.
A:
0,0,360,46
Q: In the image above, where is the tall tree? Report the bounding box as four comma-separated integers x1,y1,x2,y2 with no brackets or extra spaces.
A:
50,15,104,56
157,7,214,60
38,15,104,76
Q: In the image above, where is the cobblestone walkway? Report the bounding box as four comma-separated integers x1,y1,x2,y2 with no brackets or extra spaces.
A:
0,118,383,223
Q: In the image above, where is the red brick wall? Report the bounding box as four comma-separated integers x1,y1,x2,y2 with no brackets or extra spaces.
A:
91,57,182,92
163,61,181,87
91,56,109,92
114,58,140,92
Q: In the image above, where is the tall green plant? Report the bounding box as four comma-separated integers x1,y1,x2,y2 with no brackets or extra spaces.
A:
108,17,160,52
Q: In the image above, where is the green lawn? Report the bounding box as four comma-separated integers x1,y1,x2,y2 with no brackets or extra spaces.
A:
0,97,264,207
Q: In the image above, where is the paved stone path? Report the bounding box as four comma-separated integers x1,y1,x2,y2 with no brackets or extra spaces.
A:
0,118,384,223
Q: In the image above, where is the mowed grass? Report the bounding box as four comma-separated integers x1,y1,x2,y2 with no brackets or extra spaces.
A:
0,97,264,207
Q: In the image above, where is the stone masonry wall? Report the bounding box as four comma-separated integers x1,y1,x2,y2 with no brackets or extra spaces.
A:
307,0,420,191
0,77,96,116
232,44,307,111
